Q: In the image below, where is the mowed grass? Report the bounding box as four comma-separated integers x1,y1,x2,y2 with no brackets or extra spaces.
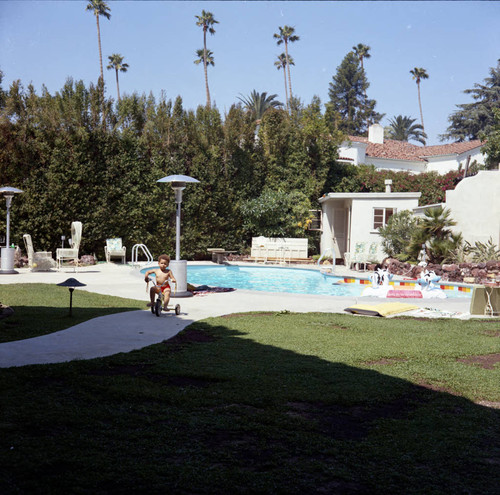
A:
0,283,145,342
0,295,499,494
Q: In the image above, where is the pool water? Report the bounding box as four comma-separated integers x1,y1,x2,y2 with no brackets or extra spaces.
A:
187,265,366,297
141,265,472,298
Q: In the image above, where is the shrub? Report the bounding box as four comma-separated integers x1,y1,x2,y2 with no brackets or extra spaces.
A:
378,210,419,261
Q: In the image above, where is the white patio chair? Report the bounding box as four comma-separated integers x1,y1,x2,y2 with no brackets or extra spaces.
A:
56,221,82,271
367,242,381,264
23,234,56,271
105,238,126,263
346,242,368,271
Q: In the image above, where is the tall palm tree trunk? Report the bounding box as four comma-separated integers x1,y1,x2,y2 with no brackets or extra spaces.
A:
96,15,104,82
203,29,211,108
285,42,293,106
283,68,289,112
417,82,424,131
115,69,121,102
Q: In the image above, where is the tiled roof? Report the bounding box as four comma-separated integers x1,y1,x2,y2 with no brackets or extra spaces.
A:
347,137,484,162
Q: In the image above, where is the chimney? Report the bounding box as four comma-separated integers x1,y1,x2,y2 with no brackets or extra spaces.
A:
385,179,392,193
368,123,384,144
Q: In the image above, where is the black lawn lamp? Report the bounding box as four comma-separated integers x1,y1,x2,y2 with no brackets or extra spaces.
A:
57,278,86,316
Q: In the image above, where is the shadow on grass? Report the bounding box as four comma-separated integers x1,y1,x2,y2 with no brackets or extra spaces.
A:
0,305,143,343
0,315,499,493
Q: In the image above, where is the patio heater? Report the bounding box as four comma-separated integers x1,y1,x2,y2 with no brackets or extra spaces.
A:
0,187,23,274
157,174,199,297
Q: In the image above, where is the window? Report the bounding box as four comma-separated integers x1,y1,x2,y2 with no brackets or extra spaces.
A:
308,210,322,231
373,207,395,229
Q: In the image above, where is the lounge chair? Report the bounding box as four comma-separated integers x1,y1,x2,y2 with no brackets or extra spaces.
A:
105,238,126,263
56,221,82,270
23,234,56,271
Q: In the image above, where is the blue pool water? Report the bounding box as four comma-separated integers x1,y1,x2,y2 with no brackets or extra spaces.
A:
187,265,359,297
140,265,472,298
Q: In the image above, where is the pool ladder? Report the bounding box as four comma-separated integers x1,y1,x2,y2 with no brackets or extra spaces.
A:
131,244,153,268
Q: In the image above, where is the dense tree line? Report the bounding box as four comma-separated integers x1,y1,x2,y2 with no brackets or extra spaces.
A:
1,66,493,261
0,78,345,259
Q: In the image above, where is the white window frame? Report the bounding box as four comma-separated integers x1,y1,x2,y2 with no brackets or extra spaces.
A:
373,207,396,230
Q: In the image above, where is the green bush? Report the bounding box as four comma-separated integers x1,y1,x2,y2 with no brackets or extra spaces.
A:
378,210,419,261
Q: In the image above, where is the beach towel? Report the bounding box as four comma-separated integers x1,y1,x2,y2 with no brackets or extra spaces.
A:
344,302,420,317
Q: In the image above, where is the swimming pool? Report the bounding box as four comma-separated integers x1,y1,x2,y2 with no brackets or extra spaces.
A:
187,265,361,296
141,264,472,298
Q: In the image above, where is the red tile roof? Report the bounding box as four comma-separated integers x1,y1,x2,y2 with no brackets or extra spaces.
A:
347,137,484,162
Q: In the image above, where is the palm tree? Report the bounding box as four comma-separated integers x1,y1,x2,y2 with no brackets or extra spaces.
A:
238,90,283,120
407,206,457,263
386,115,427,145
86,0,111,83
194,49,215,100
106,54,128,102
410,67,429,131
237,90,283,139
274,53,294,112
273,26,299,108
195,10,218,108
352,43,371,71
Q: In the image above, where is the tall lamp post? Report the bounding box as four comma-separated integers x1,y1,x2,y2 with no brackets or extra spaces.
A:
157,174,199,298
0,187,23,275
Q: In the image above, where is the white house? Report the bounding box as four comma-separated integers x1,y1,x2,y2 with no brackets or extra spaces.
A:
319,171,500,264
338,124,486,174
319,181,421,262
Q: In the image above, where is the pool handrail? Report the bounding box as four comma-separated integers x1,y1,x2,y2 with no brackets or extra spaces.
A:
131,244,153,268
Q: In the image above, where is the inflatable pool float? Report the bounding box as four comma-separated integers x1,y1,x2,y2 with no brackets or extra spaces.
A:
361,269,446,299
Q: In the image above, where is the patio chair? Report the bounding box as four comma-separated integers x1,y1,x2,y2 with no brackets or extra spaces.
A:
56,221,82,271
23,234,56,271
105,238,126,263
367,242,382,264
345,242,368,271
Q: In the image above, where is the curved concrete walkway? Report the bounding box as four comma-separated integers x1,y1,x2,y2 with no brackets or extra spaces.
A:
0,262,473,368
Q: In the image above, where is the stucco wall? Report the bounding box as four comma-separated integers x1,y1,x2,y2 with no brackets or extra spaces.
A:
368,157,424,173
425,149,485,174
445,170,500,246
338,141,366,165
349,197,421,249
320,193,420,260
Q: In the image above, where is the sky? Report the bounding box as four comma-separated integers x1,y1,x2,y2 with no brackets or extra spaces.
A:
1,1,499,145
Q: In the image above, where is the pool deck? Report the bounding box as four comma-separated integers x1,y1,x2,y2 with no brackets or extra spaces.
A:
0,261,478,368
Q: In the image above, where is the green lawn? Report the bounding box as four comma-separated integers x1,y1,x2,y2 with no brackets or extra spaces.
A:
0,287,499,493
0,284,145,342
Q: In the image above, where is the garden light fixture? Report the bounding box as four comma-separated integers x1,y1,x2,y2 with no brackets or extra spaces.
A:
57,278,86,316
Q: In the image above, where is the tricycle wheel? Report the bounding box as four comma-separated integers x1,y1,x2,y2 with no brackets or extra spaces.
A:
175,304,181,315
154,299,162,317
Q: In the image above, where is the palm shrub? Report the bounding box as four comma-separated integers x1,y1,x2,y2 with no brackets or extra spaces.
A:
428,232,464,265
378,210,420,261
406,207,459,263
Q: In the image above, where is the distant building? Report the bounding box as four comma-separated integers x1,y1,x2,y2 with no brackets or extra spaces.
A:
338,124,486,174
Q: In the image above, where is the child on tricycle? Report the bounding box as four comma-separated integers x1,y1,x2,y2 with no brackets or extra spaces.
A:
144,254,180,316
